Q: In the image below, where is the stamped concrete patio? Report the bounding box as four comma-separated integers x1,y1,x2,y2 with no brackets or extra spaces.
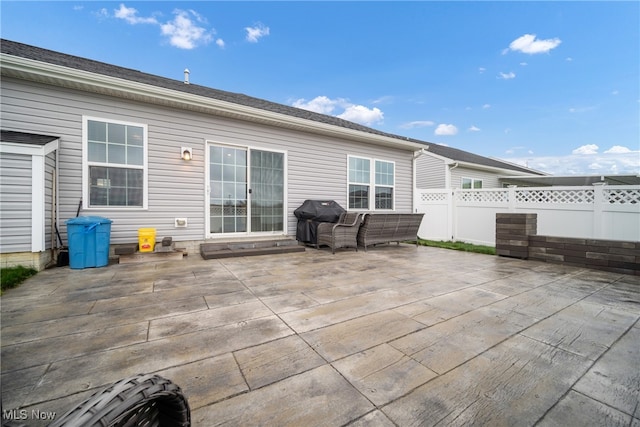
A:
1,245,639,426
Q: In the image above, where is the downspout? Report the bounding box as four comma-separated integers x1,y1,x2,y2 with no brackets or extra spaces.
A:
447,161,459,189
412,148,428,212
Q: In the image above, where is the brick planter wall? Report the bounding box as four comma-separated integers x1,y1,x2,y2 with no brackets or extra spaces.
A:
496,213,640,276
495,213,537,259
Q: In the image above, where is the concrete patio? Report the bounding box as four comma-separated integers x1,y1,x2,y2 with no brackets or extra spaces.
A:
1,245,639,426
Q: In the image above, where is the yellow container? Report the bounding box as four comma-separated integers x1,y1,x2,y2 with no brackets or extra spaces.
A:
138,228,156,253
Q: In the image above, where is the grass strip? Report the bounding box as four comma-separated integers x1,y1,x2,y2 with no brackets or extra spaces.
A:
1,266,38,295
417,239,496,255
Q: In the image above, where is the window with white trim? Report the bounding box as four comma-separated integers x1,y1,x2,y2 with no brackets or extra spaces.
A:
84,117,147,208
462,177,482,189
348,156,395,210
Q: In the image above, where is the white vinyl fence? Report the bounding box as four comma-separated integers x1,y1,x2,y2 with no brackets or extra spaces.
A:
415,185,640,246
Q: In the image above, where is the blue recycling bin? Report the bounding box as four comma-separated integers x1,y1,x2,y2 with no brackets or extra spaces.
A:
66,216,113,269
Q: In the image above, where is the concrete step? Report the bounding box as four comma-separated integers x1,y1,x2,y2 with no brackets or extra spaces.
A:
200,239,305,260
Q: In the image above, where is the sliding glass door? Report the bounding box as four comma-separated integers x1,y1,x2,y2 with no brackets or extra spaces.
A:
250,149,284,232
209,144,284,235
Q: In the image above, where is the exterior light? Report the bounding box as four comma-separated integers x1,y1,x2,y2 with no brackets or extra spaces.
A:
181,147,192,161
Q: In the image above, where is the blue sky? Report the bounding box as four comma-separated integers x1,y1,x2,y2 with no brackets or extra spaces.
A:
2,1,639,176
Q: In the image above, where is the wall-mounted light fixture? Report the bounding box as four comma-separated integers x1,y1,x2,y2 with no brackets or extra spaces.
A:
181,147,193,161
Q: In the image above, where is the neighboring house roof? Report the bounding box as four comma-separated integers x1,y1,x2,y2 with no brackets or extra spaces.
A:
1,39,541,175
500,174,640,186
422,143,544,175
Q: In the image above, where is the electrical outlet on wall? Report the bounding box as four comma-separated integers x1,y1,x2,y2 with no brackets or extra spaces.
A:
175,218,188,228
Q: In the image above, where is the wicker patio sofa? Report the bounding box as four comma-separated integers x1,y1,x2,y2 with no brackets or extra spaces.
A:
316,212,363,254
357,213,424,251
2,374,191,427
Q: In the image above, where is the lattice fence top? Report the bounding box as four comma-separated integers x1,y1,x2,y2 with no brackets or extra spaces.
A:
456,190,509,203
420,192,448,202
604,188,640,204
515,189,594,204
416,186,640,206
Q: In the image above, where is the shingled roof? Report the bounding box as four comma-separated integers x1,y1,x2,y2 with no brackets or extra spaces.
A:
1,39,540,175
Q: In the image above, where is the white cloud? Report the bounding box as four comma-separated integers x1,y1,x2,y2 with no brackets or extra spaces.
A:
372,96,393,105
93,8,109,19
478,67,486,73
506,34,561,55
73,5,84,11
569,106,596,113
292,96,383,126
520,62,528,66
400,120,435,129
588,162,603,170
292,96,343,115
468,125,481,132
245,23,270,43
161,9,213,49
611,90,619,96
572,144,599,155
508,143,639,175
498,71,516,80
337,105,384,126
114,4,158,25
566,57,573,62
506,146,527,155
502,149,640,175
482,104,491,109
111,4,217,50
604,145,632,154
435,124,458,136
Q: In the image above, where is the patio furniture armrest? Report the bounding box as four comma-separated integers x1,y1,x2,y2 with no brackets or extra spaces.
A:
47,374,191,427
316,212,363,254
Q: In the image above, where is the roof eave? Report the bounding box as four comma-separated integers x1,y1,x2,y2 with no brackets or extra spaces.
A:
449,159,544,176
1,54,425,152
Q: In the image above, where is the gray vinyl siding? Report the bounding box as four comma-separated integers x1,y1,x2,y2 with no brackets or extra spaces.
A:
450,166,501,189
1,77,415,244
0,152,32,252
416,154,446,189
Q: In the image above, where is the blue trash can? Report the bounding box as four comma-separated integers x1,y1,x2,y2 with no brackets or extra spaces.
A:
66,216,113,269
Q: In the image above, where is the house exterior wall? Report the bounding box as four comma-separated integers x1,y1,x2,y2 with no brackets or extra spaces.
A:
450,165,502,189
1,77,415,247
0,151,32,252
416,155,515,190
416,154,446,189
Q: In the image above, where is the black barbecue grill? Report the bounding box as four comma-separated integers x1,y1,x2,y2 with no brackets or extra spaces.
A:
294,200,346,245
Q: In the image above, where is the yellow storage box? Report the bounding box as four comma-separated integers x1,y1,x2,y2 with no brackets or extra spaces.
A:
138,228,156,252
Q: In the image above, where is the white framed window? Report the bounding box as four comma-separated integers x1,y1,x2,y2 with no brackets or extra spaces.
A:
462,177,482,189
348,156,395,210
83,117,148,209
374,159,394,209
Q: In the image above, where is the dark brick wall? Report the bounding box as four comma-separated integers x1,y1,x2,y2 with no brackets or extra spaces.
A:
496,213,640,276
495,213,537,260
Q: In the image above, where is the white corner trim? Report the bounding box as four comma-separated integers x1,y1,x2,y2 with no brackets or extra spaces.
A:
31,156,46,252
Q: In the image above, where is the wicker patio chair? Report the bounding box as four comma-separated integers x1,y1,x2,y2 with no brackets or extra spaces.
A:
316,212,363,254
1,374,191,427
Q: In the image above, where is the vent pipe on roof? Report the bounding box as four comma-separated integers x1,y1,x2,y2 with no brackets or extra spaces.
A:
184,68,190,84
